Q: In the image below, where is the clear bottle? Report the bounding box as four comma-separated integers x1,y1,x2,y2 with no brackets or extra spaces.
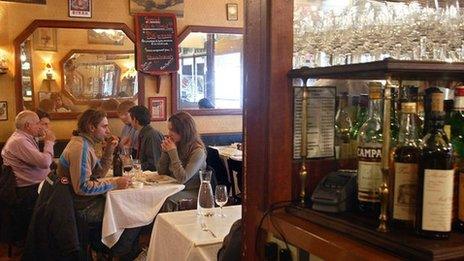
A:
335,92,353,161
357,82,383,216
392,102,421,228
415,90,454,239
197,169,214,216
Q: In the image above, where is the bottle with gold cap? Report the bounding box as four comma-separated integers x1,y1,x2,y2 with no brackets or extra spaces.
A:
357,82,383,216
392,102,421,229
415,88,454,239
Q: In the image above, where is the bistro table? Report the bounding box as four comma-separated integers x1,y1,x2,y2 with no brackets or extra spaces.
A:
146,205,242,261
101,173,184,247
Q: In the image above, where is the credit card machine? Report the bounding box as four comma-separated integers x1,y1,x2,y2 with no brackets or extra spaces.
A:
311,170,357,213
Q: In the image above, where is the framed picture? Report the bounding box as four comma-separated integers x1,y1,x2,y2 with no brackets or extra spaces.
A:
33,28,57,51
129,0,184,17
68,0,92,18
88,29,125,45
226,3,238,21
0,101,7,121
148,97,167,121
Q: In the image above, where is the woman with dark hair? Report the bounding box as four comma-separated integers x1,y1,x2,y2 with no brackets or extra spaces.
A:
158,111,207,211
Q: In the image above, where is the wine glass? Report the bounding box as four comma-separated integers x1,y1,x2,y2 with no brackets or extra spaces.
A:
215,185,228,218
132,159,142,180
122,154,133,176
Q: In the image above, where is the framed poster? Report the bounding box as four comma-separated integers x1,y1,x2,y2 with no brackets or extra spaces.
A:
226,3,238,21
68,0,92,18
33,28,57,51
0,101,7,121
129,0,184,17
134,13,179,75
148,97,167,121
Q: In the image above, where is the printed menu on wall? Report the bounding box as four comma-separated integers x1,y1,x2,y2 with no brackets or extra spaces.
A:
293,86,336,159
134,13,179,74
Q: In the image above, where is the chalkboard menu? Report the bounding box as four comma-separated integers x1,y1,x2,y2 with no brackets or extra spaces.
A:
134,13,179,74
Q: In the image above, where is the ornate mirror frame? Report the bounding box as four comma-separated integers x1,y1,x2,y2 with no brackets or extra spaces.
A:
171,26,243,116
14,20,145,120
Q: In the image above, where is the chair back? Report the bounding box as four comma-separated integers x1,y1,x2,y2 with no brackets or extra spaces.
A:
0,165,17,205
206,147,230,190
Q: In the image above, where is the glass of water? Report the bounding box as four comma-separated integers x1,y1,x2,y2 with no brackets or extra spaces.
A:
215,185,228,218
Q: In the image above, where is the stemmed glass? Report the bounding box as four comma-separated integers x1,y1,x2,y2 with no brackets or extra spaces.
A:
215,185,228,218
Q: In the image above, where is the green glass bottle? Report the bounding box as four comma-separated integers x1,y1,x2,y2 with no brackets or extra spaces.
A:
390,88,400,147
357,83,383,216
451,86,464,231
335,92,353,161
350,94,368,162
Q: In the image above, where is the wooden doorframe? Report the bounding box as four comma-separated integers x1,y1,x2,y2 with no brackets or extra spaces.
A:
243,0,294,259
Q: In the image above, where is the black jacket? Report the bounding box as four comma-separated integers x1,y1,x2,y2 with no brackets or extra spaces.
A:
22,174,80,260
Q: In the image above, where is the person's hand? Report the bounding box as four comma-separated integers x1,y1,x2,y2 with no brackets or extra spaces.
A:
161,136,176,151
104,135,119,152
120,136,131,148
43,129,56,143
115,176,131,189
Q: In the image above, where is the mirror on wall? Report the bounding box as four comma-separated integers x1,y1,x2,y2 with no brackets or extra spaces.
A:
15,21,142,119
172,26,243,115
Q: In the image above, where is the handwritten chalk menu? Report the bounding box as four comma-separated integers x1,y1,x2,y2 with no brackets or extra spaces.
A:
293,86,335,159
134,13,179,74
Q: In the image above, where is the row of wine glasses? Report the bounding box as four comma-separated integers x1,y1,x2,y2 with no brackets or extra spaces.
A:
294,0,464,68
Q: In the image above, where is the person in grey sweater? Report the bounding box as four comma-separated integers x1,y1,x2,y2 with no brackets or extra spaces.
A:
158,111,207,211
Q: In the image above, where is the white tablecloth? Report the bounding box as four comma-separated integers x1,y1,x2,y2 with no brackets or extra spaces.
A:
102,183,185,247
146,205,242,261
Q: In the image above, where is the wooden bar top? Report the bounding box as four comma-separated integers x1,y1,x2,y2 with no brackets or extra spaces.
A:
264,210,401,261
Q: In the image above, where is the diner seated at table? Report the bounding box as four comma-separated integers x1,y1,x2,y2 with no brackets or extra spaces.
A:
117,100,138,158
56,109,141,258
129,105,164,171
1,110,56,243
158,111,207,212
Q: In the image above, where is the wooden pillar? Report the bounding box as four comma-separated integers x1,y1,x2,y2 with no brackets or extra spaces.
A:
243,0,293,259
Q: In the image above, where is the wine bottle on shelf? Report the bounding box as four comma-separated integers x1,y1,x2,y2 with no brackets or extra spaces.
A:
350,94,368,163
392,102,421,229
451,86,464,231
390,87,400,147
357,82,383,216
335,92,353,162
415,89,454,239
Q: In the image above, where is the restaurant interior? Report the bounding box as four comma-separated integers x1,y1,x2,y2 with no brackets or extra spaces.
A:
1,0,464,260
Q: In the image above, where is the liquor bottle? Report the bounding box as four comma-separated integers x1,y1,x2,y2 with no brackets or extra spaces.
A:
423,87,443,135
350,94,368,161
357,82,383,216
451,86,464,230
392,102,421,228
113,149,123,177
335,92,353,161
390,87,400,146
415,89,454,239
444,99,454,139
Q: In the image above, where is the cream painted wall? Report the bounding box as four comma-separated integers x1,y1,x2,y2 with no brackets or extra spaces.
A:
0,0,243,142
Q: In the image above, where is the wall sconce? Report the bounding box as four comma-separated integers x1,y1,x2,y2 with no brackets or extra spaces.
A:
0,53,8,74
45,63,54,80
